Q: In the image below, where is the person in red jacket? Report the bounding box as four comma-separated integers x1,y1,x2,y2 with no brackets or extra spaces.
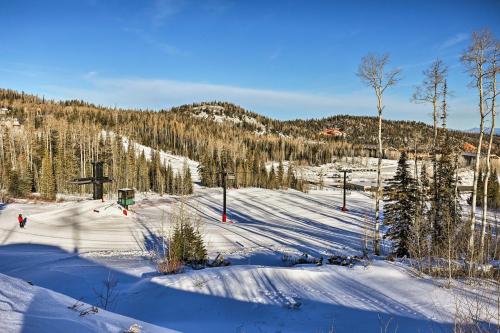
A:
18,214,24,228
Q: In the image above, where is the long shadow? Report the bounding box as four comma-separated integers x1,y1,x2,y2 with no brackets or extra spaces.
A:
198,199,365,257
0,243,459,333
0,203,7,214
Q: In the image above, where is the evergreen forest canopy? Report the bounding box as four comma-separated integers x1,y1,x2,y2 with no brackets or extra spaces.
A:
0,88,497,199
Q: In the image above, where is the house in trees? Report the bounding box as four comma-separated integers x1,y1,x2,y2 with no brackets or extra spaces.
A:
459,153,500,175
360,145,401,160
0,107,20,128
385,147,400,160
319,128,346,138
406,148,431,160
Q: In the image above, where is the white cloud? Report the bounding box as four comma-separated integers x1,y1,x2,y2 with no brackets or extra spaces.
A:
123,27,186,56
151,0,185,27
440,33,469,50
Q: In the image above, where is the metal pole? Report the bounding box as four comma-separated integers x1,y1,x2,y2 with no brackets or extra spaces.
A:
222,170,227,222
341,170,348,211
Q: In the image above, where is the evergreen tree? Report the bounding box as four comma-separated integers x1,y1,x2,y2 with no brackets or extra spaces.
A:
7,165,32,198
277,160,285,188
476,168,484,207
183,160,193,195
433,135,462,249
383,151,417,257
170,218,207,265
137,151,149,192
40,151,56,200
286,163,296,189
166,164,174,194
268,165,277,189
490,170,500,209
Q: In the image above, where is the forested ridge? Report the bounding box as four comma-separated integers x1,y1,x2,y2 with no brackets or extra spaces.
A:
0,88,496,199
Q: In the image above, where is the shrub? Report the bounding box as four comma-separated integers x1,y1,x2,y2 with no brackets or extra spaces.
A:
157,258,183,274
170,220,207,265
156,202,207,274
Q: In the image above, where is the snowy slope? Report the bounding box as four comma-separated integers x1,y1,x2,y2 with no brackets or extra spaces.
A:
1,187,498,332
102,131,200,182
0,246,496,333
122,137,200,182
0,272,176,333
0,188,371,257
191,104,267,133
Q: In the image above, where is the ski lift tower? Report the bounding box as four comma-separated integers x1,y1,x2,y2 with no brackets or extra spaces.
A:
70,161,112,200
222,170,235,223
339,168,352,212
338,167,377,212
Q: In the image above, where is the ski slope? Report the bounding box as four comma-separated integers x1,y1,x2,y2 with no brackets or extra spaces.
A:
0,188,498,332
0,188,372,259
0,272,176,333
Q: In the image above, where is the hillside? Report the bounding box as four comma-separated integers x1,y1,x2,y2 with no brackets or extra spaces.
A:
0,88,498,199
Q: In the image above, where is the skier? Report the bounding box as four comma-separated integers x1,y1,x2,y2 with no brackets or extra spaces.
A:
18,214,24,228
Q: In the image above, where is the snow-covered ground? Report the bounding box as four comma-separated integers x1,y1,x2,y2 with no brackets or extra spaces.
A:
102,131,200,182
0,272,175,333
0,187,498,332
268,157,476,189
122,137,200,183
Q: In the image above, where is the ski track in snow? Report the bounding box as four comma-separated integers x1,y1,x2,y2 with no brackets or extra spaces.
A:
0,187,498,332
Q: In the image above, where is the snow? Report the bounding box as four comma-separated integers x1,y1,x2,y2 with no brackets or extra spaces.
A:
191,105,268,133
102,131,200,182
0,186,498,332
267,157,477,189
122,137,200,183
0,272,176,333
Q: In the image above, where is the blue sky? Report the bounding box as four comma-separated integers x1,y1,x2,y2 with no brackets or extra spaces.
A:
0,0,499,129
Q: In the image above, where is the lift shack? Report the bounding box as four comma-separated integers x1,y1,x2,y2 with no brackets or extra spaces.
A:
118,188,135,209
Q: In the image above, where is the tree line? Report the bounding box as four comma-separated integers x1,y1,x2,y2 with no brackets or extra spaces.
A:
369,29,499,276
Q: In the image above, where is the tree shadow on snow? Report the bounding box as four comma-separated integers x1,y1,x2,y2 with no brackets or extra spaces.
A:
0,243,465,333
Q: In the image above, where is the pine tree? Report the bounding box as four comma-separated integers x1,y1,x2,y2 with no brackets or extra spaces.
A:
137,151,149,192
476,168,484,207
40,150,56,200
383,151,417,257
286,163,296,189
268,165,277,189
166,164,174,194
433,135,462,249
183,160,193,195
126,142,137,188
490,170,500,209
277,160,285,188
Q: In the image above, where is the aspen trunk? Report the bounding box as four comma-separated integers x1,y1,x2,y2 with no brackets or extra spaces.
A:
479,65,496,263
469,76,485,265
374,93,383,255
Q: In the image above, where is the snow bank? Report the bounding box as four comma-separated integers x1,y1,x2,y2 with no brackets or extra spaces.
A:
0,272,176,333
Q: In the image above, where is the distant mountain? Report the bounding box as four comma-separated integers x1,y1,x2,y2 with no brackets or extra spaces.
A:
468,128,500,135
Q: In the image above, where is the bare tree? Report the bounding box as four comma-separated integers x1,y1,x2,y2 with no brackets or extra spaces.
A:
480,40,499,263
461,29,496,267
412,59,447,249
357,53,402,255
93,271,119,310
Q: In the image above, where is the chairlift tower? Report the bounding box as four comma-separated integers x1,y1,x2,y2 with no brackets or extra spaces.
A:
221,170,235,222
340,169,352,211
70,161,112,200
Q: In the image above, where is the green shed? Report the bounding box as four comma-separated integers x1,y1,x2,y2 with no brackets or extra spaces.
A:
118,188,135,209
